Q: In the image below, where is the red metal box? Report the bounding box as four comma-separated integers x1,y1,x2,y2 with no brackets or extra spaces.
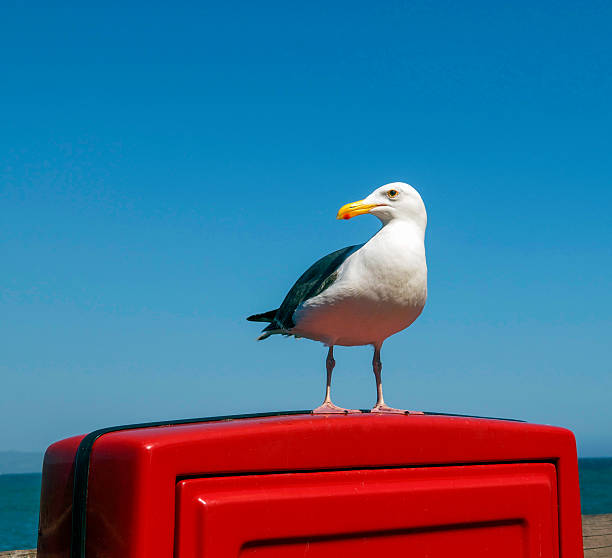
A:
37,412,584,558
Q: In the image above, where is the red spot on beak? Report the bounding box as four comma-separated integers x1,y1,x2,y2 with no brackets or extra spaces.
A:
343,214,350,220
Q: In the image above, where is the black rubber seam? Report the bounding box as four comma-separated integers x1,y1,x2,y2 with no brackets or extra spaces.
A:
70,410,311,558
69,409,522,558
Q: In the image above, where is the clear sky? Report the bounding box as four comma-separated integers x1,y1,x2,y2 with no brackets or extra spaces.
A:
1,1,611,456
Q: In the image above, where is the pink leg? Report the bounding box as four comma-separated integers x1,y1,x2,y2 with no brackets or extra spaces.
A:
370,344,424,415
312,347,361,414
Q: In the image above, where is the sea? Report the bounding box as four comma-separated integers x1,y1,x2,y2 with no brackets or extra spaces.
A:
0,459,611,551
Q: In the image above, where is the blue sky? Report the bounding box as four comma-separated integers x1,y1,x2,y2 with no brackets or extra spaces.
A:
1,1,611,456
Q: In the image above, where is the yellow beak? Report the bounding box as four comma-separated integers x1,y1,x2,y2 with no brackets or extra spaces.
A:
336,199,380,220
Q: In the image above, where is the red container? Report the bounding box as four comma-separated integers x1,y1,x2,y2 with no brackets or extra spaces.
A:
37,412,584,558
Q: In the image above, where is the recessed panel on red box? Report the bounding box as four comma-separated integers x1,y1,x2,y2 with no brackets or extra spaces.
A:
37,413,584,558
175,464,558,558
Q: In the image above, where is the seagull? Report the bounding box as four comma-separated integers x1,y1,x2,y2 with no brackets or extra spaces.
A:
247,182,427,414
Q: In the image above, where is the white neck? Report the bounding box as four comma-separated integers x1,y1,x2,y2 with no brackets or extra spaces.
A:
378,218,425,241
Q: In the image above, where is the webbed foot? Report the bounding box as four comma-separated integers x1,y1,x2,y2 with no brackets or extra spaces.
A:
312,402,362,414
370,403,424,415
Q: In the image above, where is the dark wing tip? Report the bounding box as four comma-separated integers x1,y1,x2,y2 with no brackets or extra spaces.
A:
246,309,278,322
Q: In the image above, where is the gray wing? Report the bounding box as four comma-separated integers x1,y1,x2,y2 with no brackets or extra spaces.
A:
255,244,362,336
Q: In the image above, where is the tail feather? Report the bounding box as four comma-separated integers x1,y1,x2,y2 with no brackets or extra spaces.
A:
257,328,288,340
247,308,290,340
246,309,278,323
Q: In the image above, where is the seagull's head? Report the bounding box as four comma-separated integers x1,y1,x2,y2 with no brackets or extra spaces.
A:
337,182,427,228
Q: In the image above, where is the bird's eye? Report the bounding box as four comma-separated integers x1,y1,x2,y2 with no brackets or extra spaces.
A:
387,189,399,199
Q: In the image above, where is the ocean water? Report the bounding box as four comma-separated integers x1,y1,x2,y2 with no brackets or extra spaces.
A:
579,457,612,515
0,459,610,551
0,473,41,551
